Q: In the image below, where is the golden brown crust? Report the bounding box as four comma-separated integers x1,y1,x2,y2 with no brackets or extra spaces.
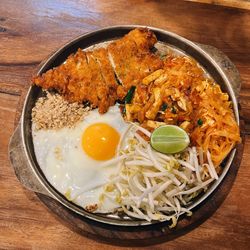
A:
33,28,160,112
107,29,163,99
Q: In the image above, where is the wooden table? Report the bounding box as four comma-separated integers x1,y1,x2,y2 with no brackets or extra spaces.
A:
1,0,250,249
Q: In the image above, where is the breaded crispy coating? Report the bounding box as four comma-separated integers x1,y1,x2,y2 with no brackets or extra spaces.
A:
34,49,116,113
108,29,163,99
33,28,162,113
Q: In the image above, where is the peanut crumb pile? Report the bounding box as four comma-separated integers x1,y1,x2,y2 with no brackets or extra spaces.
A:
32,92,89,130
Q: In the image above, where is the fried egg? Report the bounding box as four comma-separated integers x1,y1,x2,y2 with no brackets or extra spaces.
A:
32,105,129,213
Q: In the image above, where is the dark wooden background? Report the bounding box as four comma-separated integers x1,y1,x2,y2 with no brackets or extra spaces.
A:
1,0,250,249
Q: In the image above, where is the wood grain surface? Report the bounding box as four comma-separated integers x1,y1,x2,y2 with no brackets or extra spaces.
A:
186,0,250,10
1,0,250,249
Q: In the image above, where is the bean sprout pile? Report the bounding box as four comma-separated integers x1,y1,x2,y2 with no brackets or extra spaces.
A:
99,124,219,227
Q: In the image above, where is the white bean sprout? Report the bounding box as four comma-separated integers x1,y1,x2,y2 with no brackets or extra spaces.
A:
99,123,218,226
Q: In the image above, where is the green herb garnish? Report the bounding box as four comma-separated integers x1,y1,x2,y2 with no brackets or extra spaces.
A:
197,118,203,126
124,86,136,104
161,103,168,111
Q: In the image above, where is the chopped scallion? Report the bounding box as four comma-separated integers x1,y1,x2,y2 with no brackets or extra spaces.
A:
161,103,168,111
197,119,203,126
125,86,136,104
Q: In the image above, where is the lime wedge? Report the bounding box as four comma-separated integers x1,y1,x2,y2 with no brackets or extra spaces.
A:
150,125,190,154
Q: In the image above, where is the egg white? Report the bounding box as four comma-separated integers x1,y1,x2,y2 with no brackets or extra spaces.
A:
32,105,129,213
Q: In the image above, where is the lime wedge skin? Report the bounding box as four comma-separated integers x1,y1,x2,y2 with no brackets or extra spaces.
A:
150,125,190,154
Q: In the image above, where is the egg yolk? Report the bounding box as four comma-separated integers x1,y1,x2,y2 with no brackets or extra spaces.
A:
82,123,120,161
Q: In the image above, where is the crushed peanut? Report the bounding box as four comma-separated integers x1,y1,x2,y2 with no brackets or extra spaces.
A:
32,92,90,130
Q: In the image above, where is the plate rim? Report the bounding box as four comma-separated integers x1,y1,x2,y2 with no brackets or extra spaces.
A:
20,25,240,227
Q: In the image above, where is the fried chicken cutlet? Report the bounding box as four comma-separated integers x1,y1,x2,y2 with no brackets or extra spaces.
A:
107,29,163,99
33,28,163,113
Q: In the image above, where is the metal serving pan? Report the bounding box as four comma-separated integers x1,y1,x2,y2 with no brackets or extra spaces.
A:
9,25,240,227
